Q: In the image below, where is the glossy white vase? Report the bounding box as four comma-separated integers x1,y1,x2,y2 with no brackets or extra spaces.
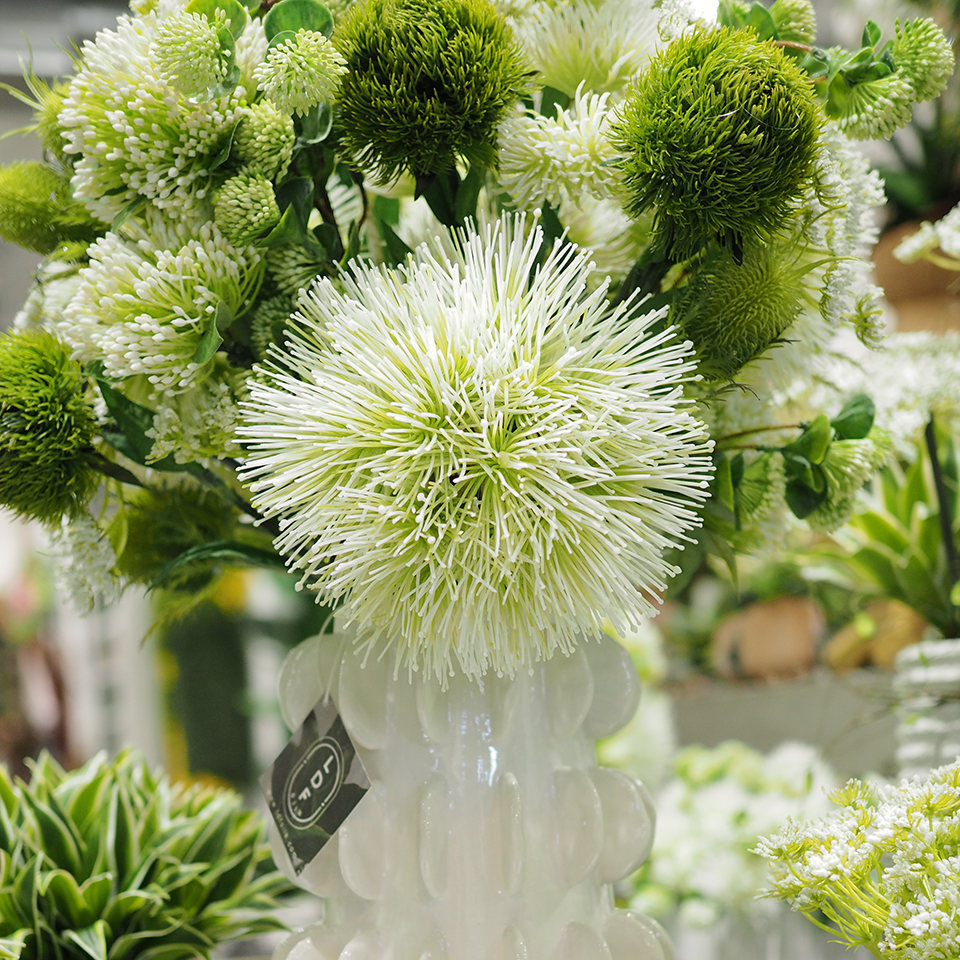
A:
268,627,672,960
894,638,960,780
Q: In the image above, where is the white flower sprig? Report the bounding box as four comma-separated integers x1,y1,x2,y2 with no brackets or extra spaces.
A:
239,215,714,680
756,760,960,960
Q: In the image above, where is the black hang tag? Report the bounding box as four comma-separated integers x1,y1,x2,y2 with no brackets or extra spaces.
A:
260,697,370,875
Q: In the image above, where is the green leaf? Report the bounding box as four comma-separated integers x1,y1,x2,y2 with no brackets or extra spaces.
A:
850,511,910,554
0,933,27,960
713,453,734,512
378,220,412,267
900,454,931,525
862,19,882,48
454,165,483,225
39,871,92,928
149,540,287,590
538,86,569,116
266,29,297,51
746,1,778,40
950,580,960,606
78,875,112,920
208,120,241,172
96,381,157,465
263,0,333,40
102,890,164,930
207,61,241,100
851,545,902,597
192,301,232,365
20,794,82,875
184,0,248,38
261,204,311,249
785,478,827,519
783,414,831,465
64,921,109,960
296,102,332,145
895,553,943,613
111,198,147,234
831,393,875,440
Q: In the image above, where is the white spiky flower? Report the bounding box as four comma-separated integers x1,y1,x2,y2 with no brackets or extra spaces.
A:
152,9,232,98
59,12,246,222
497,87,621,210
239,215,713,681
517,0,659,97
252,29,347,117
60,216,263,395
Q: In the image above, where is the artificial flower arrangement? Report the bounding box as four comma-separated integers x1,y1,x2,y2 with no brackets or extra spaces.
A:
757,759,960,960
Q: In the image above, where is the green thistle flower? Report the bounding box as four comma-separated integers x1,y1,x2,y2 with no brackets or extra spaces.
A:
670,237,813,380
613,27,821,260
214,173,281,244
333,0,529,181
234,101,296,179
0,330,100,525
892,17,955,103
0,161,101,255
769,0,816,44
253,28,346,117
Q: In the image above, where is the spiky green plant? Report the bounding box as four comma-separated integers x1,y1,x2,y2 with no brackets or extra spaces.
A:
0,330,101,525
333,0,529,181
0,162,101,255
613,26,821,261
0,750,290,960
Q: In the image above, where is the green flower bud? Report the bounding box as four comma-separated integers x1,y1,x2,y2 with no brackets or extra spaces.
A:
214,173,281,245
613,27,821,260
892,18,955,103
253,28,346,118
333,0,529,181
153,10,233,98
250,295,295,359
234,101,296,180
770,0,816,45
0,161,101,255
670,237,811,379
266,244,328,296
0,330,100,525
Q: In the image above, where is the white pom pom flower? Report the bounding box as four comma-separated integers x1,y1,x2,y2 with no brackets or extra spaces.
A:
239,215,713,681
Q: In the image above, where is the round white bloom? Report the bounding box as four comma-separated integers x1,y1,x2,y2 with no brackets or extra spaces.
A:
240,215,713,680
253,29,347,117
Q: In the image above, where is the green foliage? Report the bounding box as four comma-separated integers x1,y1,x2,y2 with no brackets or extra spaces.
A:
0,162,102,255
613,26,821,260
0,750,290,960
333,0,529,181
0,331,100,525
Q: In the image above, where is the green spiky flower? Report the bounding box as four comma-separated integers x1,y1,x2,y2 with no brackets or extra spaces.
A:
769,0,816,44
892,17,955,103
214,173,281,245
234,101,296,179
0,161,101,255
670,237,813,379
0,330,100,525
253,29,346,117
3,68,71,164
153,10,233,98
250,294,294,358
0,749,290,960
333,0,529,181
613,27,821,260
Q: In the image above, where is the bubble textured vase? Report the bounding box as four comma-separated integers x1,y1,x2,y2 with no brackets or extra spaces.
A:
269,628,672,960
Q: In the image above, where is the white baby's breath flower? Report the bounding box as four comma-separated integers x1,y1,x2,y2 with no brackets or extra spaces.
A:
239,215,713,680
497,87,622,210
517,0,659,97
49,512,121,613
60,216,263,396
253,29,347,117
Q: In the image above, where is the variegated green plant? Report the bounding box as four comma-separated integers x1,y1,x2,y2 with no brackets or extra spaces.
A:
0,750,290,960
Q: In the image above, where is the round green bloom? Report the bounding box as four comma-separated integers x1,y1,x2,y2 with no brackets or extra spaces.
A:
670,237,812,379
0,161,101,255
892,17,955,103
613,27,821,260
0,330,100,525
153,10,232,98
333,0,529,181
769,0,816,45
234,101,296,180
265,244,328,296
214,173,281,244
253,28,346,117
250,295,294,358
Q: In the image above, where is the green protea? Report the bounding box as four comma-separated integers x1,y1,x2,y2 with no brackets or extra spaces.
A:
613,26,821,261
0,330,101,525
0,750,290,960
0,161,101,255
333,0,529,181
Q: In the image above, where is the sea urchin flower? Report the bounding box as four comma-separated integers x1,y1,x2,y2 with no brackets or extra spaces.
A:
239,215,713,680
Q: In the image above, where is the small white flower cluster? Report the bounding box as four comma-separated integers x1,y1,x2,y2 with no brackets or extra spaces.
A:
632,741,837,927
497,87,621,210
60,218,262,396
252,28,347,117
757,759,960,960
48,512,121,613
895,203,960,267
152,9,231,99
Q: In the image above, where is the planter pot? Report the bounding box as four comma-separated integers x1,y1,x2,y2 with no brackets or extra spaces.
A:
268,628,671,960
893,639,960,780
